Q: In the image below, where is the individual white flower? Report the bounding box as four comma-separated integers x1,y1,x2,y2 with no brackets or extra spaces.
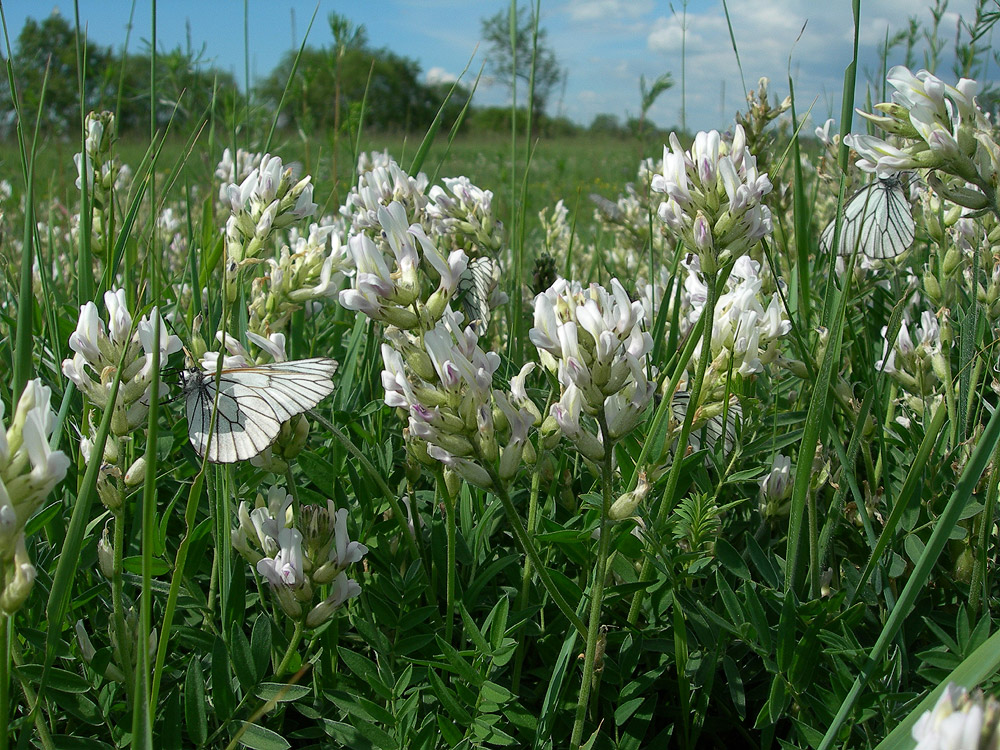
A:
911,683,1000,750
0,380,69,613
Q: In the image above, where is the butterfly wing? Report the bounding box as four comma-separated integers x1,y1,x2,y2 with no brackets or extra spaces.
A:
821,176,915,259
185,357,339,463
860,179,914,259
458,256,500,331
671,391,741,456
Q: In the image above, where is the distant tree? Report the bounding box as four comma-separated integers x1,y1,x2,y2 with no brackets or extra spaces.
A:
258,28,458,134
0,10,239,136
2,11,113,132
480,6,564,120
589,113,623,135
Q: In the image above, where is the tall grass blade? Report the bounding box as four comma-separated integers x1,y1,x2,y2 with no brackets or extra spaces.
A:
818,400,1000,749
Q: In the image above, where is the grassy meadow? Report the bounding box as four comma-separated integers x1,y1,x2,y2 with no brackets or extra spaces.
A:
3,3,1000,750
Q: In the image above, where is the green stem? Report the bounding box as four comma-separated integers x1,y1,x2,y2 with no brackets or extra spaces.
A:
111,507,134,701
486,467,587,639
9,634,54,749
439,472,457,645
570,417,615,749
0,615,8,750
511,460,543,692
807,488,819,598
151,466,210,707
275,621,306,677
969,437,1000,614
628,267,720,625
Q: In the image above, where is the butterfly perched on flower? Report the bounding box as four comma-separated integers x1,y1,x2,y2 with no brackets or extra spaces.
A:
456,255,503,332
181,358,339,463
820,173,916,259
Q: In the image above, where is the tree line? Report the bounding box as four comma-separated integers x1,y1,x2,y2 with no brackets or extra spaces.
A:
1,10,669,140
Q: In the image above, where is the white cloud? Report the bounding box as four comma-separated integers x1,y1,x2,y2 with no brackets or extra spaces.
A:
565,0,654,23
426,67,459,85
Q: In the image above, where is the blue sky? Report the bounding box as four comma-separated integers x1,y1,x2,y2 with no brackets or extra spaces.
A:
2,1,988,132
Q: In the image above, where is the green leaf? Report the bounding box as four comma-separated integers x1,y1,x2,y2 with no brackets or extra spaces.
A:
255,683,310,703
614,696,644,726
776,590,797,673
230,624,257,690
338,647,392,701
714,538,751,580
435,635,484,687
212,637,236,721
15,664,91,693
722,655,746,720
251,616,272,680
322,716,397,750
459,602,492,656
715,570,744,628
428,669,472,725
184,659,208,746
479,680,512,704
233,721,290,750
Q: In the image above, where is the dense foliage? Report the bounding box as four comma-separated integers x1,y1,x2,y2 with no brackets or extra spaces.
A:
3,3,1000,750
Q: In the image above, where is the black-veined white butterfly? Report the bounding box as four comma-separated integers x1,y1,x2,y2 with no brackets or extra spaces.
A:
457,256,502,331
181,357,339,463
670,390,741,456
820,174,915,259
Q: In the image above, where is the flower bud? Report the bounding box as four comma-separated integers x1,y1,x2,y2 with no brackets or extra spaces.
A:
98,525,115,579
0,536,35,614
609,473,651,521
124,456,145,487
943,246,963,276
923,269,943,303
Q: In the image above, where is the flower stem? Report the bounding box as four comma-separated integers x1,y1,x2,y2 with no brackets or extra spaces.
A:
570,417,615,749
275,621,305,677
0,615,8,750
628,267,719,625
486,467,588,639
438,472,457,644
511,461,543,692
111,508,134,700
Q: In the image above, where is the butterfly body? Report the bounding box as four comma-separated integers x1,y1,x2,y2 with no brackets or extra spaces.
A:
820,174,915,259
181,357,339,463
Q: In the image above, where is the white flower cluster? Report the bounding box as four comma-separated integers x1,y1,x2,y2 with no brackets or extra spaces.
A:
530,278,655,458
232,486,367,629
850,67,998,214
340,154,429,236
74,111,130,250
339,201,467,329
62,289,181,436
684,256,791,383
248,219,352,336
759,453,792,519
652,125,773,274
0,380,70,613
381,309,539,487
426,176,503,255
911,683,1000,750
223,153,318,265
877,309,948,397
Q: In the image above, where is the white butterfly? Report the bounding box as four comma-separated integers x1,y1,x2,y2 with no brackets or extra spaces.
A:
457,256,502,331
820,174,915,259
181,357,339,463
670,391,741,456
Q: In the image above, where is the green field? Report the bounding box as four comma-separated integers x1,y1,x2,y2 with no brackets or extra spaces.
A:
2,5,1000,750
